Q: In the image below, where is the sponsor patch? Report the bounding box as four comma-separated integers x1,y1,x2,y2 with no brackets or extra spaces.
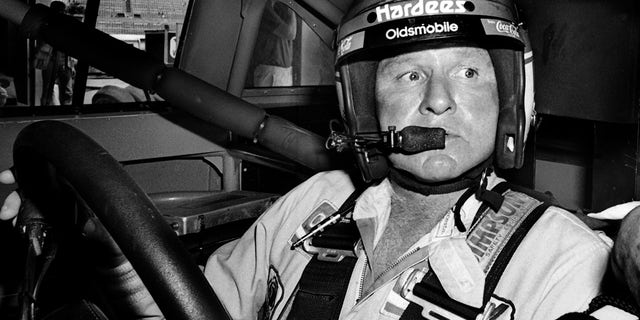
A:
290,201,338,244
375,0,469,23
362,16,476,51
336,31,365,59
481,19,521,41
384,21,459,40
467,191,541,271
257,266,284,320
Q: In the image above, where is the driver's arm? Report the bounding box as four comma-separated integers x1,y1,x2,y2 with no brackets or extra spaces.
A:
1,169,164,319
95,257,165,319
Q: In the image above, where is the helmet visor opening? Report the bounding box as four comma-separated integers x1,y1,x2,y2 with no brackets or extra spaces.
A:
339,36,520,68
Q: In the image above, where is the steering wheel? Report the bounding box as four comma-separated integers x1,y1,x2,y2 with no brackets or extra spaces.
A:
12,120,230,320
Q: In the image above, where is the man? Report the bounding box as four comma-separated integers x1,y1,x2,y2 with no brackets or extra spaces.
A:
0,85,7,107
35,0,75,105
252,0,297,87
198,1,612,319
0,73,18,107
0,0,634,319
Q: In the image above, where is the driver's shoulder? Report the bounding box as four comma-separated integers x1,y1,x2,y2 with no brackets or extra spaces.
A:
499,182,612,251
528,205,613,257
278,170,356,213
252,170,356,231
496,184,612,263
302,170,356,192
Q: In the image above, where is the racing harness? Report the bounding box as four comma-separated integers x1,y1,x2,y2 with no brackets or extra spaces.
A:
286,181,553,320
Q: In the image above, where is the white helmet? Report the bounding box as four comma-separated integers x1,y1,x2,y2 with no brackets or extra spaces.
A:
333,0,535,182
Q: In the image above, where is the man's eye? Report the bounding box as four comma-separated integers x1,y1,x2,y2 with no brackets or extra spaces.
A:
459,68,479,79
398,71,421,82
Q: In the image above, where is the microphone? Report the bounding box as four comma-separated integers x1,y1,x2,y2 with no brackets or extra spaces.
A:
325,122,446,154
394,125,446,153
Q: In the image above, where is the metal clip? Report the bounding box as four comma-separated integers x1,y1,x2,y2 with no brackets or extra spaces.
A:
400,269,481,320
324,119,388,153
325,130,352,152
302,237,358,263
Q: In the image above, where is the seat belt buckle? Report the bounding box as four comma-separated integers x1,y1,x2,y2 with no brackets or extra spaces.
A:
301,219,360,262
400,269,482,320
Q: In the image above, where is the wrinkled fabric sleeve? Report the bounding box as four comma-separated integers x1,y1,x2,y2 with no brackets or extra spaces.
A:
203,171,352,319
533,244,610,319
96,260,165,319
525,208,612,319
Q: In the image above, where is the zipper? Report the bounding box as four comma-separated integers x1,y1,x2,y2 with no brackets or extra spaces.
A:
356,248,422,305
374,246,421,283
356,254,368,301
355,246,423,305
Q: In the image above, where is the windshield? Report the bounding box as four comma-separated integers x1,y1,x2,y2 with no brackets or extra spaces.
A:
0,0,188,107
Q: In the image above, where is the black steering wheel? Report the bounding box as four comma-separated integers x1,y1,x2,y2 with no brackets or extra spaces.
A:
12,120,230,320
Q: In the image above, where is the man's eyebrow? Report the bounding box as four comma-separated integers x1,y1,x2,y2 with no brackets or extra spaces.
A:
458,56,493,69
379,56,418,71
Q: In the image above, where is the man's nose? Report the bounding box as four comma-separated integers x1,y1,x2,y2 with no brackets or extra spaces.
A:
419,77,456,115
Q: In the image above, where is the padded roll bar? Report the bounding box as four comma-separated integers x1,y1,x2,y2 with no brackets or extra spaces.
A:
0,0,335,171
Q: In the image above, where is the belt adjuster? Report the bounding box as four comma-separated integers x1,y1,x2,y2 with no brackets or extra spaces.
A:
301,219,360,263
303,238,358,262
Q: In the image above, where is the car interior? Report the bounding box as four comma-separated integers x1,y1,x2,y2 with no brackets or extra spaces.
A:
0,0,638,319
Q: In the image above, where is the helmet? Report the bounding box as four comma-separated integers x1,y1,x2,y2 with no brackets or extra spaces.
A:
334,0,535,183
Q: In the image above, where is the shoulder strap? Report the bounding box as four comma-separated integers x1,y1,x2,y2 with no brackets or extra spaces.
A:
401,182,552,320
285,186,366,320
286,255,358,320
482,183,551,302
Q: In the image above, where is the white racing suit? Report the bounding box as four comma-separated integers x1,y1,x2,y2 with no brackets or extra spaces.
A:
203,170,613,320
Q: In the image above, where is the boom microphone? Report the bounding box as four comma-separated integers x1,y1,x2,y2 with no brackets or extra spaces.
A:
396,126,446,153
326,122,446,154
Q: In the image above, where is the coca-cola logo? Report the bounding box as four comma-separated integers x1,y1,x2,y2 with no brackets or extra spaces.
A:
495,21,519,38
338,36,353,57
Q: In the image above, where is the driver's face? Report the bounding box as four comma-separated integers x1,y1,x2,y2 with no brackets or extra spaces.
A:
376,46,498,182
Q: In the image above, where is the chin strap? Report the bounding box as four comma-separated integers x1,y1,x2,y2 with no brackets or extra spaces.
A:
475,168,505,213
387,156,496,195
387,167,480,197
448,167,505,234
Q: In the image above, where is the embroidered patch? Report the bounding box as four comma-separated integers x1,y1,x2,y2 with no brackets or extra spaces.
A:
257,266,284,320
481,295,515,320
290,201,338,244
467,191,542,272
